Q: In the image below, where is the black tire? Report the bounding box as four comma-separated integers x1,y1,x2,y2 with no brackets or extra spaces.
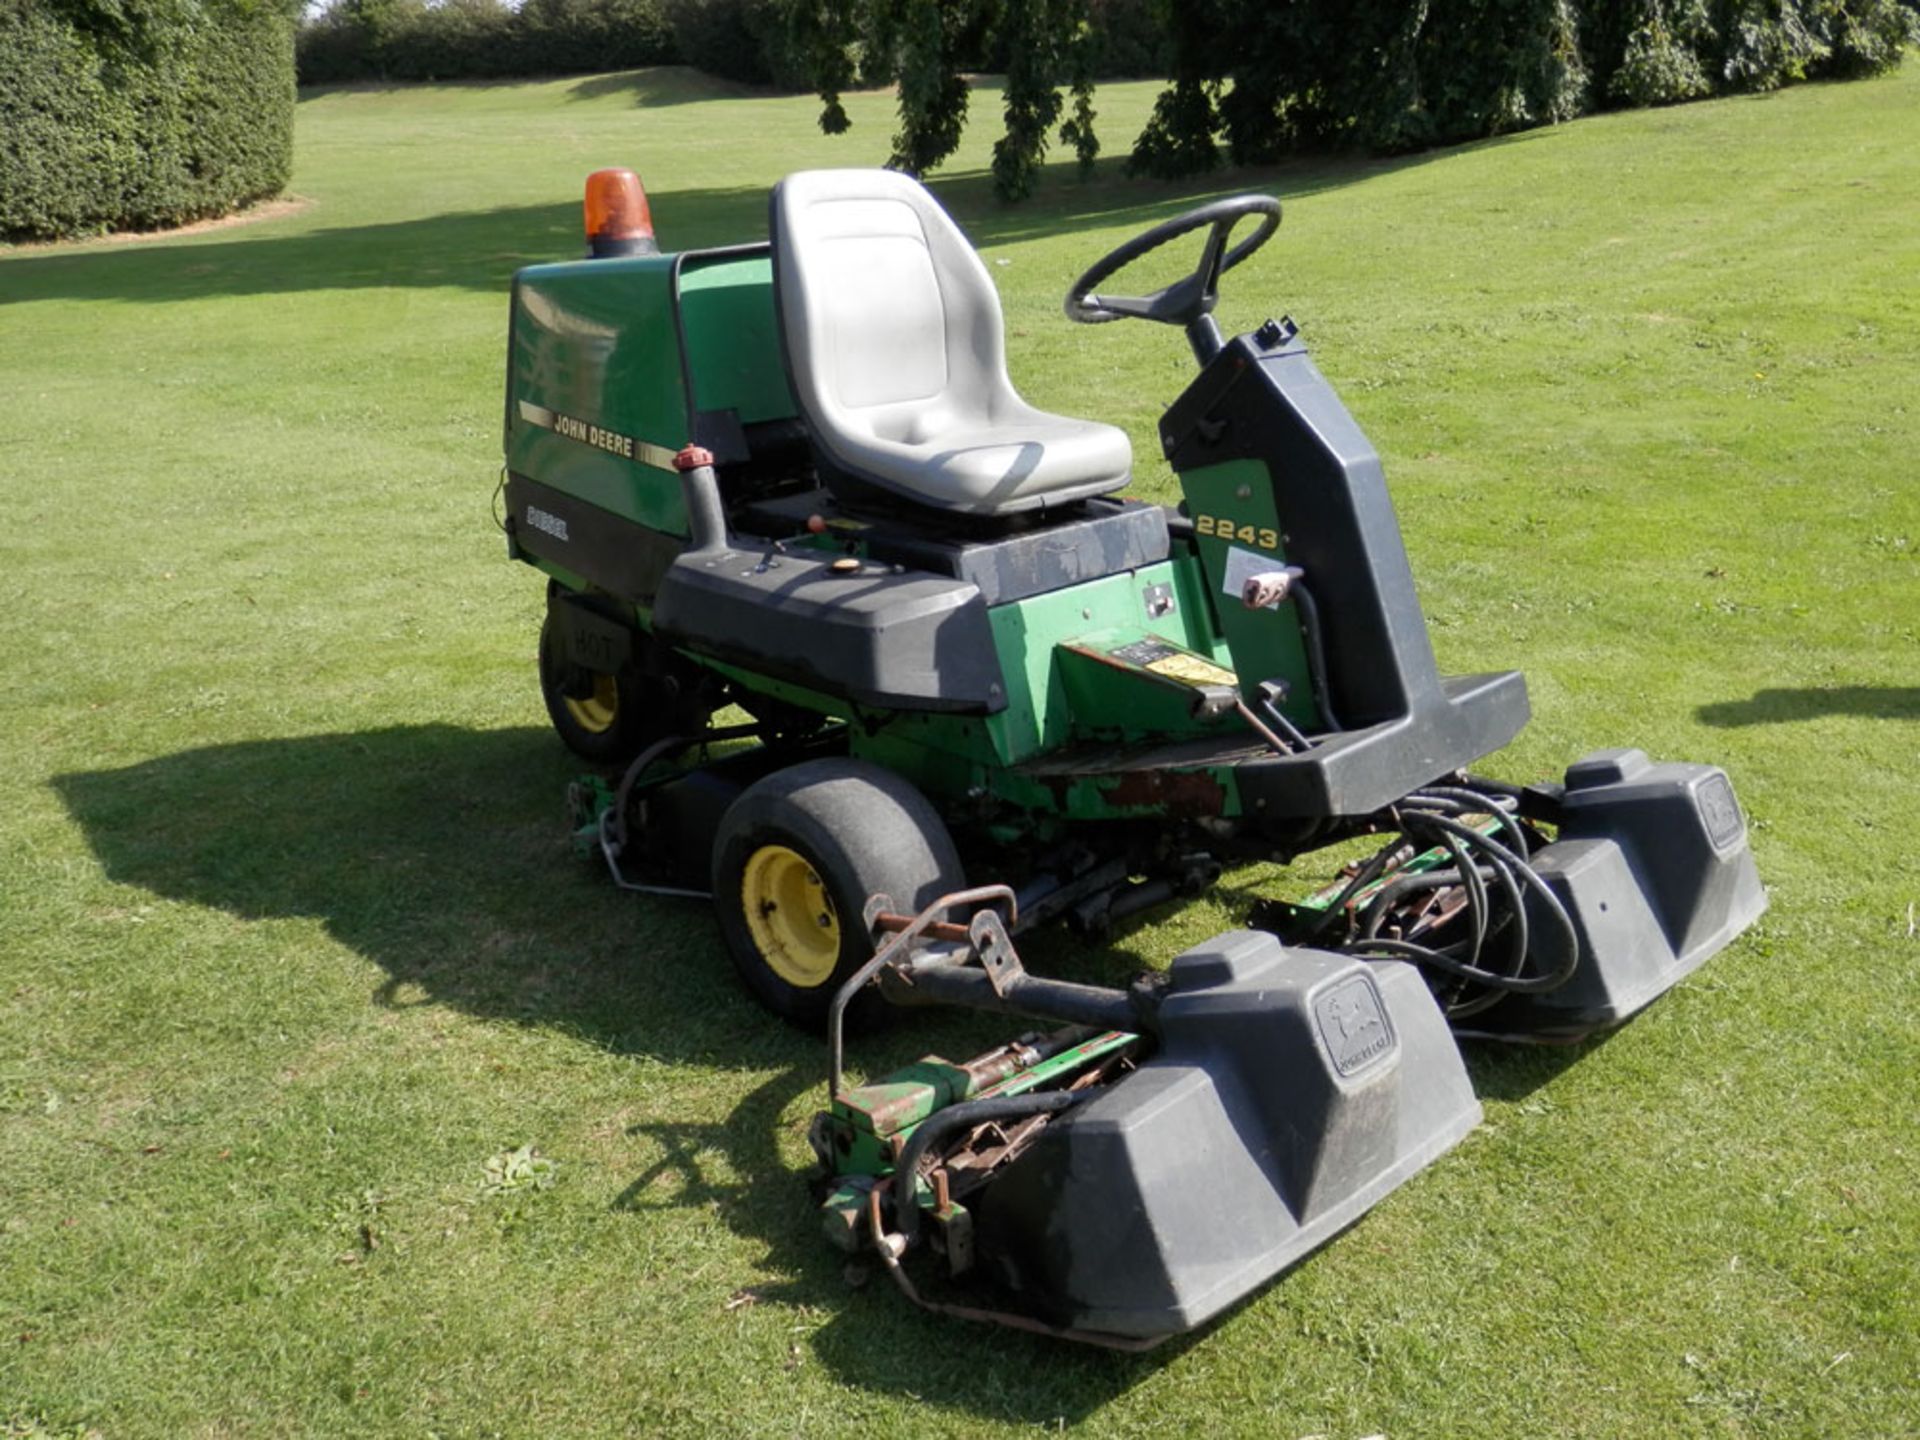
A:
537,612,652,764
711,758,965,1029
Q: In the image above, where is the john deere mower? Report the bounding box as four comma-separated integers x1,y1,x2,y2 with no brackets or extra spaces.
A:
496,166,1764,1343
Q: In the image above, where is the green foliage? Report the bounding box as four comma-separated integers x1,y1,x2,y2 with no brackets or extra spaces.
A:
480,1144,558,1195
989,0,1100,200
789,0,858,130
296,0,677,85
1126,0,1916,176
1126,76,1221,177
660,0,808,87
0,0,296,242
797,0,1107,195
1608,0,1714,104
873,0,977,175
1083,0,1167,77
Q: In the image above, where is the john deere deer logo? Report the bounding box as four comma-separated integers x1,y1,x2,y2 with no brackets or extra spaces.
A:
1315,976,1396,1076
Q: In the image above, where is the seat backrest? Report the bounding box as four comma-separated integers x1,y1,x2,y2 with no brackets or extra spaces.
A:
771,169,1016,450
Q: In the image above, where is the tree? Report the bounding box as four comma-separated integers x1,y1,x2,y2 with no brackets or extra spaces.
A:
791,0,1100,199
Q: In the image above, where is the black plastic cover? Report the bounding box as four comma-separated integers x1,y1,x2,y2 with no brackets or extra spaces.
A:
651,547,1007,713
1162,330,1531,819
970,930,1480,1338
504,472,685,605
736,491,1172,607
1470,748,1768,1037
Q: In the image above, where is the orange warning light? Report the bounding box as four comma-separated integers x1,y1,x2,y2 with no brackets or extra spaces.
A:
583,168,657,258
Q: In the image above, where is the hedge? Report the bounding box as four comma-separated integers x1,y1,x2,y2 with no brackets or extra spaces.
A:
295,0,1167,93
1,0,297,242
1130,0,1920,176
296,0,678,86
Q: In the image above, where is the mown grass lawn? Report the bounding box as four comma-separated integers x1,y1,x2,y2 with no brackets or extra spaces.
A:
2,60,1916,1439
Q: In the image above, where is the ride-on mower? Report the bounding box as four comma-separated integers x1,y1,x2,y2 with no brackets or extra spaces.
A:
497,166,1765,1343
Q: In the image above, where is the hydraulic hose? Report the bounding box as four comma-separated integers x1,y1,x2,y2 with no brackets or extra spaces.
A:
890,1090,1090,1248
1308,784,1583,1017
1362,804,1579,1000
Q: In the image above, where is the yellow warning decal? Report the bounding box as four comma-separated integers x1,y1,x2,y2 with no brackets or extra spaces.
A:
1143,653,1238,687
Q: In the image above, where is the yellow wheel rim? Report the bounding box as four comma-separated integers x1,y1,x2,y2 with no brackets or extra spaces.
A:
563,672,619,735
741,844,841,988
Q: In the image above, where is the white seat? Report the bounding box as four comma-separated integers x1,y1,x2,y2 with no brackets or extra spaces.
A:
770,169,1132,518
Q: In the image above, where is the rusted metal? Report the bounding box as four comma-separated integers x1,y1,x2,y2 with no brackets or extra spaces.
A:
829,883,1020,1101
957,1036,1048,1091
1232,696,1294,756
971,908,1024,996
1100,766,1228,818
865,1193,1162,1351
872,912,973,943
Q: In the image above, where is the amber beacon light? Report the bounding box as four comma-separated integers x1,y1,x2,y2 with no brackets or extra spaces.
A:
583,168,658,258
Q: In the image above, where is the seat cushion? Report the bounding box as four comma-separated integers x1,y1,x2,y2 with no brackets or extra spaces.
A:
772,169,1132,517
846,400,1134,515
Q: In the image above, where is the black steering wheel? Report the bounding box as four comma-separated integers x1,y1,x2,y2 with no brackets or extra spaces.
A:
1065,194,1282,327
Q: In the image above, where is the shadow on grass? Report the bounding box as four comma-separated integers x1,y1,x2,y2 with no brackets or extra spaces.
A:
50,722,1174,1417
51,724,769,1070
53,719,1611,1415
1696,685,1920,727
1462,1030,1615,1102
563,66,780,107
0,124,1550,309
610,1058,1195,1422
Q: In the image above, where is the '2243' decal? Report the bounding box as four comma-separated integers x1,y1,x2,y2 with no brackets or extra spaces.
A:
1195,515,1281,551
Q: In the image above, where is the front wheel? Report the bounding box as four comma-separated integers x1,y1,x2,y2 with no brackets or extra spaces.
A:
711,759,964,1029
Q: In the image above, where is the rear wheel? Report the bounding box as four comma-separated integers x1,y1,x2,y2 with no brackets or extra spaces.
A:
712,759,964,1029
538,612,650,763
537,608,716,767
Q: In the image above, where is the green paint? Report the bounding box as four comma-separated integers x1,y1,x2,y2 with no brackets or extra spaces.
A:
982,557,1231,764
1179,458,1317,723
1054,636,1239,740
826,1058,974,1176
525,553,591,594
507,256,691,535
677,253,795,425
974,1032,1137,1099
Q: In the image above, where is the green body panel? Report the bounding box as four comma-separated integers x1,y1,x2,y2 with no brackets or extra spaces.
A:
525,552,591,595
830,550,1261,824
676,254,795,425
979,557,1232,765
507,255,691,535
1055,635,1239,738
1179,458,1316,724
828,1058,973,1176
